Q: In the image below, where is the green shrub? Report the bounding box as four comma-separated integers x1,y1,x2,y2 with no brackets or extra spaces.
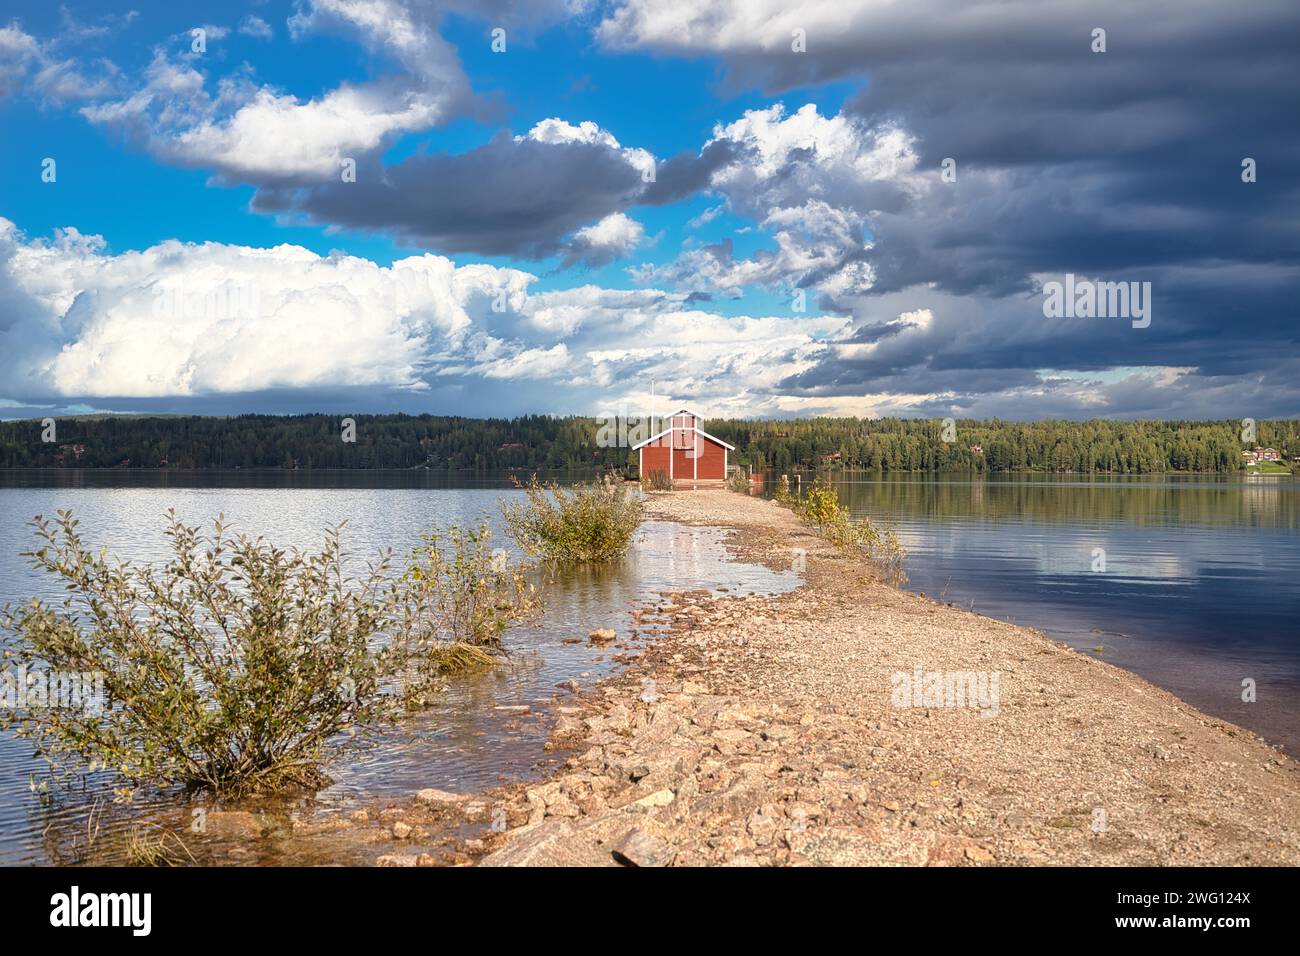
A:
797,482,842,527
0,511,542,795
784,480,907,584
399,520,540,677
725,468,751,493
0,511,415,794
501,475,645,562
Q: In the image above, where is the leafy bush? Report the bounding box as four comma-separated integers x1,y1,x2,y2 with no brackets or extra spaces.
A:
0,511,414,794
725,468,751,493
784,480,907,584
0,511,542,795
797,482,842,528
501,475,645,562
399,521,540,676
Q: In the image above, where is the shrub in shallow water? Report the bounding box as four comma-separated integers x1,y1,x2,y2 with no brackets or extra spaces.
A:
501,475,645,562
787,480,908,585
0,511,418,795
725,468,751,493
398,520,540,677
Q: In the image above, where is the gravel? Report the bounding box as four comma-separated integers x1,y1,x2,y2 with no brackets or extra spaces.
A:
462,489,1300,866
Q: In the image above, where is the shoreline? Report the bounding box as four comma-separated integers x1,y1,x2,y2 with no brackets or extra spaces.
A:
279,488,1299,867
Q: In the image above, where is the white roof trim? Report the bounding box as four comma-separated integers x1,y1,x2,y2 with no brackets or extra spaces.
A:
632,424,735,451
631,426,673,450
695,427,736,451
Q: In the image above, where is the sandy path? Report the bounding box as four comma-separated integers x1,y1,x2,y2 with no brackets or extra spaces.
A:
455,489,1300,866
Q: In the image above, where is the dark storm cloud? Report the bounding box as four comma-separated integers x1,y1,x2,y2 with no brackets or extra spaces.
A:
251,130,647,257
250,130,745,262
621,0,1300,297
639,138,750,205
599,0,1300,415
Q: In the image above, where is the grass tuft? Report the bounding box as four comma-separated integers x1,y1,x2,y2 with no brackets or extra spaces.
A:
425,642,499,676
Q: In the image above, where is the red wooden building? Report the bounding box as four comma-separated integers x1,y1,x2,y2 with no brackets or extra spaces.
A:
633,408,735,483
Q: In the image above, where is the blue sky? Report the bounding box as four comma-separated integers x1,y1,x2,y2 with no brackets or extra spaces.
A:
1,1,1297,421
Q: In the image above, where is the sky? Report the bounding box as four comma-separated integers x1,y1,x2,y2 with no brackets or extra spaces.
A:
0,0,1297,422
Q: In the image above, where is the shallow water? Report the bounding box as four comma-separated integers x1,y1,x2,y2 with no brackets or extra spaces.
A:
0,480,799,865
827,473,1300,754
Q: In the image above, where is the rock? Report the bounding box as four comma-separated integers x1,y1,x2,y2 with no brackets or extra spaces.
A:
392,821,413,840
786,826,889,866
202,810,267,840
589,629,617,642
524,790,547,825
747,811,779,846
349,809,369,823
964,845,996,863
544,796,580,818
552,715,585,738
762,724,798,743
495,704,531,714
477,820,614,867
375,853,419,867
290,816,350,836
632,789,676,809
612,829,675,867
416,788,466,808
604,704,631,733
713,727,757,756
693,771,768,818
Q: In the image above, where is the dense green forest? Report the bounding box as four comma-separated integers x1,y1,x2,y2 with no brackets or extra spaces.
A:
709,417,1300,475
0,413,1296,474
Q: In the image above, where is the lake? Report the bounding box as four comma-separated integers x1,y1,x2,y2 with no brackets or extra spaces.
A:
0,470,1295,864
826,473,1300,756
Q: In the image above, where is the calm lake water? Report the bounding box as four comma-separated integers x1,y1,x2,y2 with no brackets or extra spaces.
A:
0,473,798,865
1,471,1296,864
827,473,1300,755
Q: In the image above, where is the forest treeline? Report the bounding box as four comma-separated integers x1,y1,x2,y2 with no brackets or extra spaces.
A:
0,413,1296,474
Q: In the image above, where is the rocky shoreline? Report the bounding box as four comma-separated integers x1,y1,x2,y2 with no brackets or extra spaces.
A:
282,489,1300,866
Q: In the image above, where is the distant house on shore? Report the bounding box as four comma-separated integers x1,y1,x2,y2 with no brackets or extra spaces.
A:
633,408,734,483
1242,447,1282,464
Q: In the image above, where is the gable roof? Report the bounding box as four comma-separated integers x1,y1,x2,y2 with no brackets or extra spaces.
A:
632,422,736,451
